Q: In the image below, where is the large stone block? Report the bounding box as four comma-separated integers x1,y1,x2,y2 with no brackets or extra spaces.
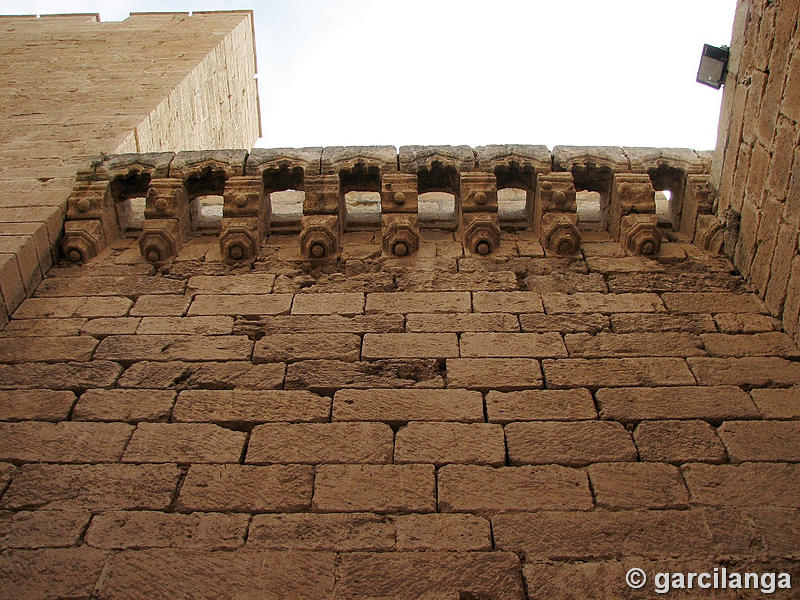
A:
95,152,174,181
170,150,247,180
399,145,475,173
320,145,397,174
245,147,323,177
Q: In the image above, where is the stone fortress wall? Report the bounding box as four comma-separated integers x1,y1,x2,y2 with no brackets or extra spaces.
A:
0,11,260,328
710,0,800,341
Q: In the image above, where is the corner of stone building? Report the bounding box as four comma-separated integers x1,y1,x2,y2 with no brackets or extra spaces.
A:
0,11,260,320
709,0,800,340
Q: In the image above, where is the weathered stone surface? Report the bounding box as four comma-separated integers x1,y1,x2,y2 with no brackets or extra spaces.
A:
519,313,610,334
236,313,404,334
0,390,75,421
362,333,458,358
313,464,436,513
542,292,665,313
287,359,444,391
445,358,543,390
97,549,334,600
119,360,285,390
587,462,689,509
81,316,142,336
493,509,711,559
130,294,190,316
687,357,800,386
486,389,596,423
186,274,276,295
177,465,313,512
395,422,505,466
596,385,758,422
188,294,293,315
0,547,108,600
662,292,768,313
1,463,180,510
395,513,491,551
0,509,90,548
95,335,252,361
291,292,364,315
334,389,482,423
0,335,98,363
136,316,233,335
35,275,185,297
438,464,592,513
0,360,122,390
565,332,705,357
0,421,133,463
585,256,665,273
334,551,524,599
717,421,800,462
123,423,246,463
750,386,800,419
253,333,361,362
714,312,781,333
522,558,751,600
248,513,394,551
523,272,607,294
701,332,798,357
635,420,726,464
366,292,470,314
13,296,132,318
682,463,800,507
246,422,393,464
406,312,519,332
505,421,637,466
543,358,696,388
472,291,543,313
459,332,567,358
173,389,329,424
609,312,716,334
607,270,747,293
395,270,518,291
85,511,248,550
0,317,87,337
73,389,175,422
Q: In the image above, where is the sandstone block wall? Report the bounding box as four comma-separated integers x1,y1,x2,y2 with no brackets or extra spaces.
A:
0,12,260,325
711,0,800,339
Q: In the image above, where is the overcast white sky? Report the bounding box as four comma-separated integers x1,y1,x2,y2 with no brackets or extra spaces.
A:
2,0,737,150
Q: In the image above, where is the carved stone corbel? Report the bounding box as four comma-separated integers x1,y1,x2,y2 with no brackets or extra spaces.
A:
61,220,105,263
219,176,267,261
621,214,661,256
300,174,342,259
608,173,656,241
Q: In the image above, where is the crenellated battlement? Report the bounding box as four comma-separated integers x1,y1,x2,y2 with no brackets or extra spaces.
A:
61,145,719,264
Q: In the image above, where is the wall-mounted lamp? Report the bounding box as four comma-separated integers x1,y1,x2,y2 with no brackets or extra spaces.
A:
696,44,730,89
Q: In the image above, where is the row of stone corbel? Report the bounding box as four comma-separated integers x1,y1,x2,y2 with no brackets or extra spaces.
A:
60,145,723,263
